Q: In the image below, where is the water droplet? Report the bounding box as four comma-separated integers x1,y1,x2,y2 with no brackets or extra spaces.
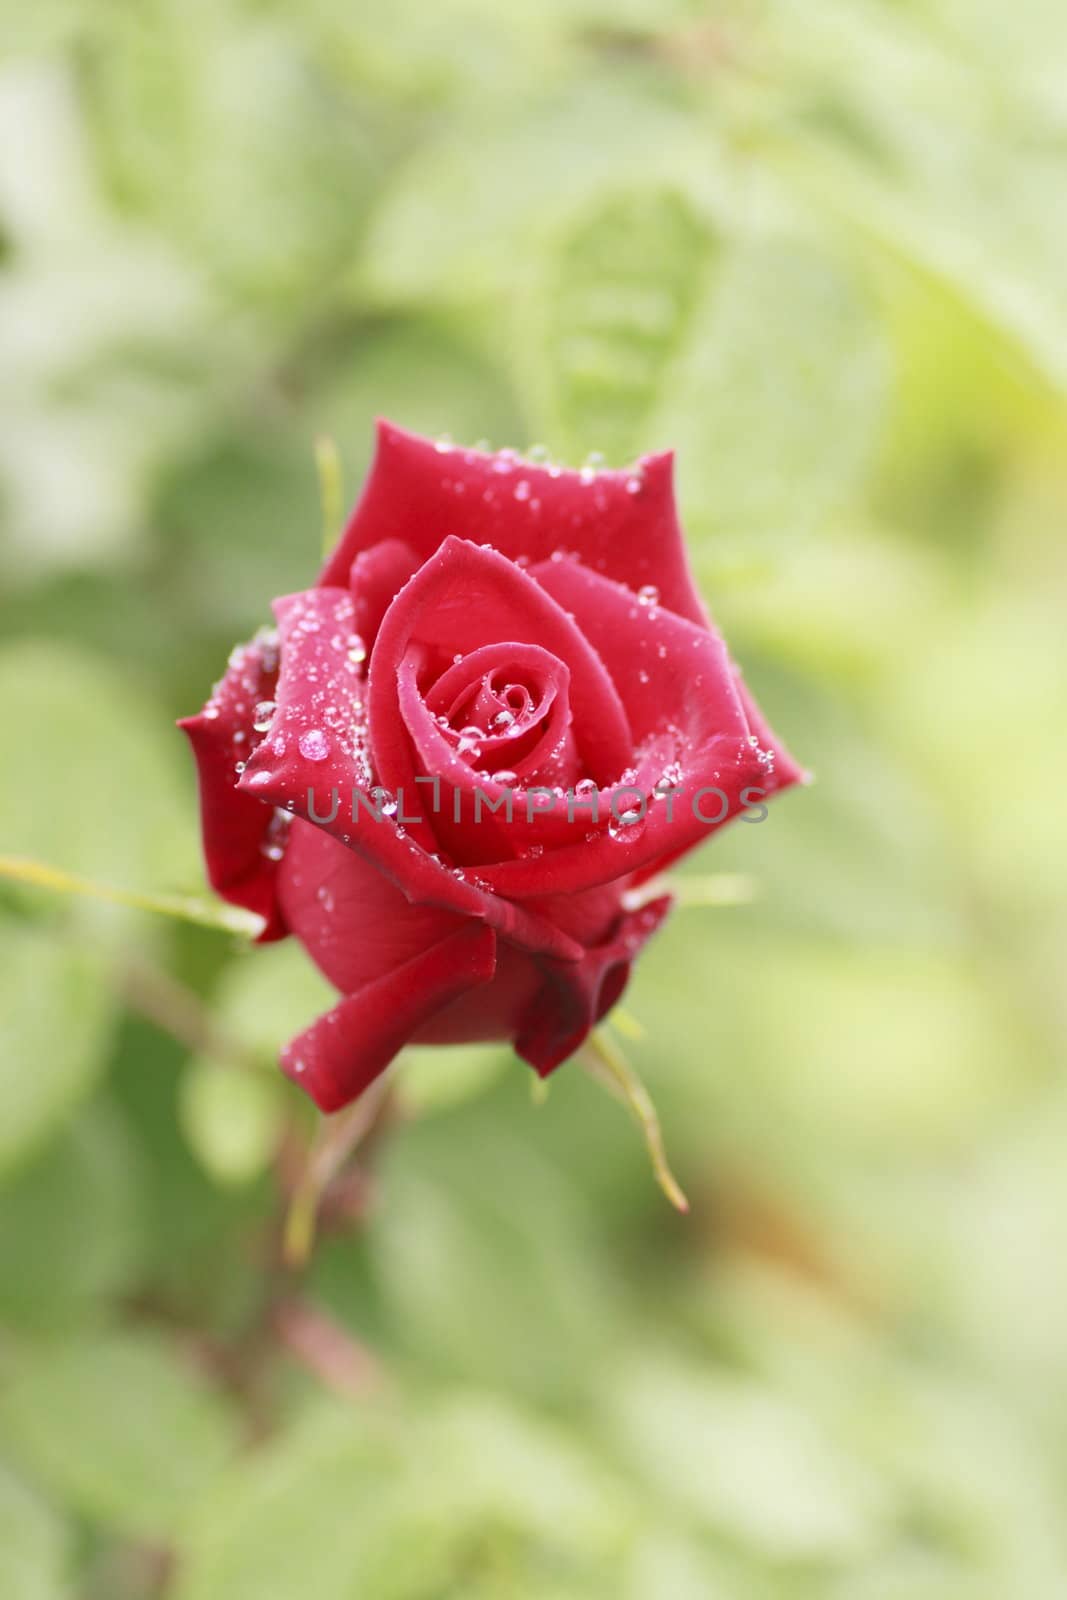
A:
245,769,272,788
637,585,660,607
292,1057,307,1076
637,669,650,684
298,729,330,762
234,760,247,774
434,433,453,454
625,472,644,495
346,634,367,666
202,705,220,720
253,700,276,732
491,769,517,785
316,884,335,912
608,810,642,838
491,709,515,729
514,479,532,502
575,778,597,798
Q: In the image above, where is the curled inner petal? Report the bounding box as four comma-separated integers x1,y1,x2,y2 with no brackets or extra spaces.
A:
421,641,575,784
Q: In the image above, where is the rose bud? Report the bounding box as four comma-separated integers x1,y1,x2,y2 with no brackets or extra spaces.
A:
180,422,803,1113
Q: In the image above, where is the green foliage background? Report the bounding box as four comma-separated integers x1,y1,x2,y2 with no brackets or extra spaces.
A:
2,1,1067,1595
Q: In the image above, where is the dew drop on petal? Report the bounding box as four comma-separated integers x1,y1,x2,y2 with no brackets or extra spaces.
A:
637,585,660,607
253,700,276,732
298,729,330,762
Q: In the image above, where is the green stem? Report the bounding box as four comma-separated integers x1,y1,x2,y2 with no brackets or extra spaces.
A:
0,855,263,936
282,1078,391,1268
583,1027,689,1214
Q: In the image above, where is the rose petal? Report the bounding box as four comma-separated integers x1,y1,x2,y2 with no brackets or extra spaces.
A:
395,649,581,864
237,585,587,964
277,819,466,995
528,556,746,747
282,923,498,1112
366,535,632,863
515,894,673,1075
471,737,771,899
319,419,708,626
349,538,420,648
178,629,287,941
370,535,630,781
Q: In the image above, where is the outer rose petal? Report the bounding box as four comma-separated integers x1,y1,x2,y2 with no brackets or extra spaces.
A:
282,924,498,1112
348,539,420,648
514,894,673,1075
275,819,664,1092
178,631,287,940
531,556,804,783
276,819,466,995
319,419,709,626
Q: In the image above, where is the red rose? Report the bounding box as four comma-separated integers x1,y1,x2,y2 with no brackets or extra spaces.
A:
180,422,802,1112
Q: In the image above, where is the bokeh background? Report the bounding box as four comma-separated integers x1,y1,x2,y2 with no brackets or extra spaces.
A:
3,2,1067,1595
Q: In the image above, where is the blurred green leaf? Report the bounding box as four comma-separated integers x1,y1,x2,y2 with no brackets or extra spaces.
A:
520,188,714,464
397,1043,511,1116
0,1329,243,1539
658,234,890,552
0,922,113,1175
362,83,723,305
364,1109,627,1401
0,1103,143,1330
0,1461,73,1600
0,640,198,895
757,0,1067,392
175,1395,629,1600
179,1056,286,1187
608,1358,888,1560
